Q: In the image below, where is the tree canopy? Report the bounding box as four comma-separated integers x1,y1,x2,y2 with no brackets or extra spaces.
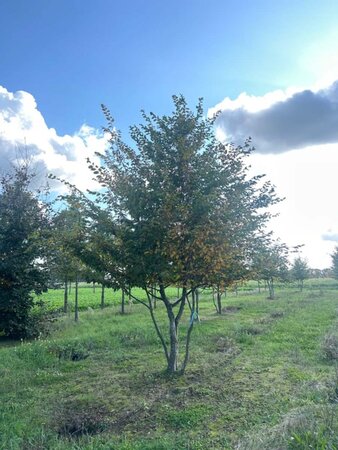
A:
291,256,309,291
251,240,289,299
0,167,49,337
84,95,281,373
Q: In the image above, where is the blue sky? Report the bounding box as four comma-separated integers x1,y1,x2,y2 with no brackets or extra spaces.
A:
1,0,338,268
1,0,337,134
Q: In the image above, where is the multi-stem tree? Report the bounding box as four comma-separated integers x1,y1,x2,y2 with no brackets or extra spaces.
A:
89,96,280,374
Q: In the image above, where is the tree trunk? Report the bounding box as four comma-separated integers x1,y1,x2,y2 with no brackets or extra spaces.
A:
69,281,72,294
162,286,187,374
181,289,196,374
257,280,261,293
100,284,105,309
267,278,274,299
74,274,79,322
121,289,125,314
64,277,68,313
216,285,222,314
93,282,96,293
167,309,179,373
195,288,199,318
212,286,217,312
152,285,156,309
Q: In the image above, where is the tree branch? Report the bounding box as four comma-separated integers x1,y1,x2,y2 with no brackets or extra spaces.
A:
145,290,169,363
171,287,192,308
180,290,195,374
175,287,187,327
124,287,150,309
181,320,194,374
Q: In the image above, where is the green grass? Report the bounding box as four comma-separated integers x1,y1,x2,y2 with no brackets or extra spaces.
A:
34,284,180,312
34,279,338,313
2,286,338,449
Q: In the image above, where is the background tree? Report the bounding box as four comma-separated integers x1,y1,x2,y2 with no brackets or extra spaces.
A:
291,256,309,291
0,167,49,338
49,175,126,313
211,253,250,314
49,197,89,320
251,241,289,299
331,246,338,280
88,96,281,374
49,208,81,313
71,205,117,310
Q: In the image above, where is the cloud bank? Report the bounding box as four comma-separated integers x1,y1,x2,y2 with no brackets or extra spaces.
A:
210,80,338,153
0,86,106,191
209,77,338,267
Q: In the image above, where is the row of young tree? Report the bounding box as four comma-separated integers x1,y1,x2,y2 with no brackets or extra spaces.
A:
0,96,333,374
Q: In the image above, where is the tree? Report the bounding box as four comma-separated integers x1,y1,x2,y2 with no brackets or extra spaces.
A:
49,207,82,313
291,257,309,291
62,194,122,311
251,241,289,299
211,253,250,314
331,246,338,280
88,96,280,374
0,167,49,338
51,202,90,321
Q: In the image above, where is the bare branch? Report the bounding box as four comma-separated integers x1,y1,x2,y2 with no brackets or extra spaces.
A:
145,290,169,363
125,287,150,310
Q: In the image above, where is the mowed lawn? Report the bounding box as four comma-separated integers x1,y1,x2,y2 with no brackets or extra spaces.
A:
1,285,338,449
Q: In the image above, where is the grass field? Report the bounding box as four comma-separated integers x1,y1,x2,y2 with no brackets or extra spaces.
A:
33,278,338,314
2,284,338,449
34,284,180,313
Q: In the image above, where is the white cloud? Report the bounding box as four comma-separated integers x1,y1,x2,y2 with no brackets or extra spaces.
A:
247,144,338,269
209,60,338,269
210,80,338,154
209,87,300,116
0,86,107,192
